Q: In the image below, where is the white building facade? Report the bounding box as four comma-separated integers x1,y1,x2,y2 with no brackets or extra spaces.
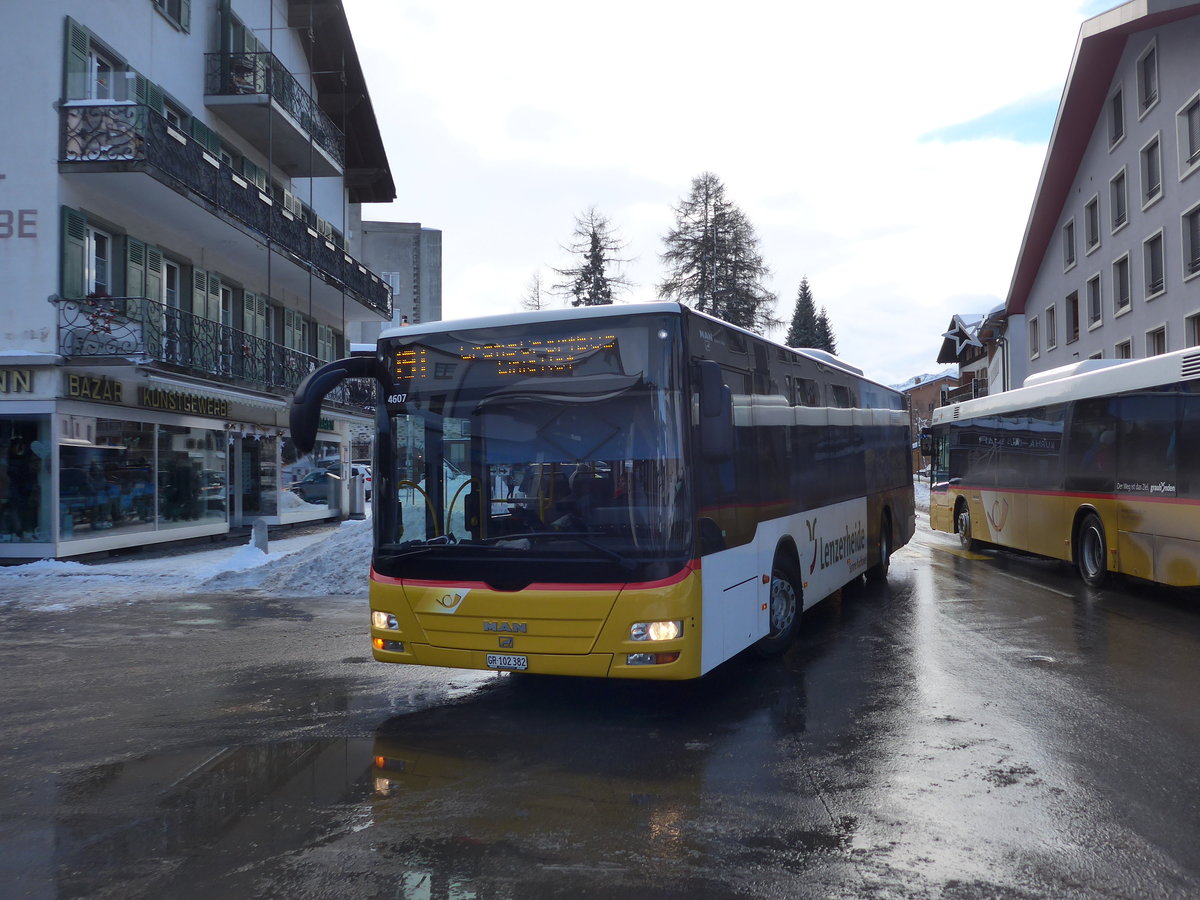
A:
1006,0,1200,384
0,0,395,560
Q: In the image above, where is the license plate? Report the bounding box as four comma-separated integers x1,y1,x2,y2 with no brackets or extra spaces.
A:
486,653,528,671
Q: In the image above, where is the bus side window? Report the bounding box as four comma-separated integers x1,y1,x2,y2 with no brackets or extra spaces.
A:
1180,390,1200,497
1118,393,1177,491
1065,398,1118,493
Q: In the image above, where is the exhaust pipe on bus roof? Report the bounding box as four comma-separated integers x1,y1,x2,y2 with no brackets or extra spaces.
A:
290,355,382,456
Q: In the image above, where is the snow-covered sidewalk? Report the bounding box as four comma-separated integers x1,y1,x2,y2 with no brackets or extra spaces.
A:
0,518,373,610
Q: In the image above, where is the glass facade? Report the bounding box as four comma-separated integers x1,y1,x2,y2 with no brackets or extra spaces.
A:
58,417,226,540
1,417,53,543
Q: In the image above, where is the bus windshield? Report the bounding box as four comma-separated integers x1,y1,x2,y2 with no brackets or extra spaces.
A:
376,314,691,586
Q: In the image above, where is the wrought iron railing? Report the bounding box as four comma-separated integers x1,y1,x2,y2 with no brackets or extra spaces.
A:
943,378,988,405
204,51,345,167
60,104,390,318
55,295,374,407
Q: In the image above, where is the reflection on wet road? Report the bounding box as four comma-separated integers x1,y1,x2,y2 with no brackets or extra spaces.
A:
1,522,1198,898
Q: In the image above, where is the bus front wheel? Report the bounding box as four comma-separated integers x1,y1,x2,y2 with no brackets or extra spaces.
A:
754,557,801,657
1076,512,1108,587
956,502,978,551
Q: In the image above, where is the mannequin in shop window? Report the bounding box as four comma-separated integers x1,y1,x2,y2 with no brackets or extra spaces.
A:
7,429,41,540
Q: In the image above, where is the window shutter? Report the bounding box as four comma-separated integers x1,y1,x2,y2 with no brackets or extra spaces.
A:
206,272,222,321
146,246,163,304
61,207,87,299
192,268,208,317
64,17,90,101
242,290,256,334
179,0,191,33
126,236,147,298
147,82,164,116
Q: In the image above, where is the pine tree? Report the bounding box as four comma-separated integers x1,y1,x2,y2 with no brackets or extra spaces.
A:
815,306,838,354
785,277,820,348
658,172,778,334
551,208,631,306
521,272,549,311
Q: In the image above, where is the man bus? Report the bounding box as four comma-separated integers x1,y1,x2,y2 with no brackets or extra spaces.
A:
291,302,914,679
921,347,1200,587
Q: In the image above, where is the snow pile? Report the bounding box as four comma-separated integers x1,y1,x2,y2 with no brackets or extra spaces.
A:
0,517,372,608
200,518,372,596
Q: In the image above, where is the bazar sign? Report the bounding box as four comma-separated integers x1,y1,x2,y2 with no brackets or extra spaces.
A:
66,373,123,402
138,386,230,417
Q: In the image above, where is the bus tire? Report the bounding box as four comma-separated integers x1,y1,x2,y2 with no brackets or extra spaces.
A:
1076,512,1108,588
956,501,978,551
866,513,891,583
754,555,801,657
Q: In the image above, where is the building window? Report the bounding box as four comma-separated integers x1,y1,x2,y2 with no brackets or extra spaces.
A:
1184,205,1200,279
1146,325,1167,356
1115,339,1133,359
1063,219,1076,270
1066,291,1080,343
85,225,112,296
1029,316,1040,359
1181,94,1200,175
1141,135,1162,205
1144,231,1166,297
1085,196,1100,251
1186,313,1200,348
1110,169,1127,231
152,0,191,32
1138,42,1159,115
1046,304,1057,351
1087,275,1102,328
1112,255,1131,314
1109,88,1125,148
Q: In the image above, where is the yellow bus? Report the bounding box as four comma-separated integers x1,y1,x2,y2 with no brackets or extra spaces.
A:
922,347,1200,587
291,303,914,679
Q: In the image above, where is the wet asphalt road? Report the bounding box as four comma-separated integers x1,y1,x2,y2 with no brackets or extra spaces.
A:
1,520,1199,899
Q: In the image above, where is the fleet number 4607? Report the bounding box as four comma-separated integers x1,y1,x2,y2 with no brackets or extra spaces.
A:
387,393,408,404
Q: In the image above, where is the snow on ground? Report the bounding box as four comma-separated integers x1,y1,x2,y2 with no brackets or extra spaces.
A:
914,475,930,514
0,518,373,610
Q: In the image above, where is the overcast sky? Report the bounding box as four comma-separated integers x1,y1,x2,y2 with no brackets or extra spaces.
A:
345,0,1116,386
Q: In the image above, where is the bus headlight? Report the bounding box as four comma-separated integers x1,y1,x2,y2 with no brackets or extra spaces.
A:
630,620,683,641
372,610,399,630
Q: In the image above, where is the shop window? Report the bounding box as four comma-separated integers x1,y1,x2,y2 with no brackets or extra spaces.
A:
157,424,227,528
59,420,156,539
1,418,52,543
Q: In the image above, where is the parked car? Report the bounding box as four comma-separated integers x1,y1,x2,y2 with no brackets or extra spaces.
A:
350,463,372,500
289,469,341,505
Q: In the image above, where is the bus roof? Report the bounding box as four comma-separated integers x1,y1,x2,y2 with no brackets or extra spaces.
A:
932,346,1200,424
379,302,888,391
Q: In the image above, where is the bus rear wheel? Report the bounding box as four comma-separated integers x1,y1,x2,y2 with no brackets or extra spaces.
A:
866,514,891,582
754,557,800,657
956,501,978,551
1077,512,1108,587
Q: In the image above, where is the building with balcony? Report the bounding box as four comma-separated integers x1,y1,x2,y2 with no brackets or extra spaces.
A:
1004,0,1200,381
0,0,396,560
351,221,443,343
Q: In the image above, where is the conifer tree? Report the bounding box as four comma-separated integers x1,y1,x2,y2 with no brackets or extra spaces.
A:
815,306,838,355
552,208,631,306
658,172,778,333
785,277,820,348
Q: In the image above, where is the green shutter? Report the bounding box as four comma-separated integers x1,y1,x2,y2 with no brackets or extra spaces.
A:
147,82,164,115
146,246,163,304
126,236,146,299
192,267,207,317
64,17,90,101
60,207,86,299
179,0,191,33
206,272,221,321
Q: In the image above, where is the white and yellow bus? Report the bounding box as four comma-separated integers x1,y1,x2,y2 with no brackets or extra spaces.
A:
291,303,914,679
922,347,1200,587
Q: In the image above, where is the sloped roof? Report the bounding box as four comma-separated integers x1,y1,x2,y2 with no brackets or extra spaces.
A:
1004,0,1200,317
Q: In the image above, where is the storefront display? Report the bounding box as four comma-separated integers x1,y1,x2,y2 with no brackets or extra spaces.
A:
1,418,52,543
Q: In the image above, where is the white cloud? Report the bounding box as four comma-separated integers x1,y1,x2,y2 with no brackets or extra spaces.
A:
348,0,1094,384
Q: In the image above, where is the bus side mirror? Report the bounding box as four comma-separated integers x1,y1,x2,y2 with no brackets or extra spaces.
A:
698,360,733,462
919,429,932,457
